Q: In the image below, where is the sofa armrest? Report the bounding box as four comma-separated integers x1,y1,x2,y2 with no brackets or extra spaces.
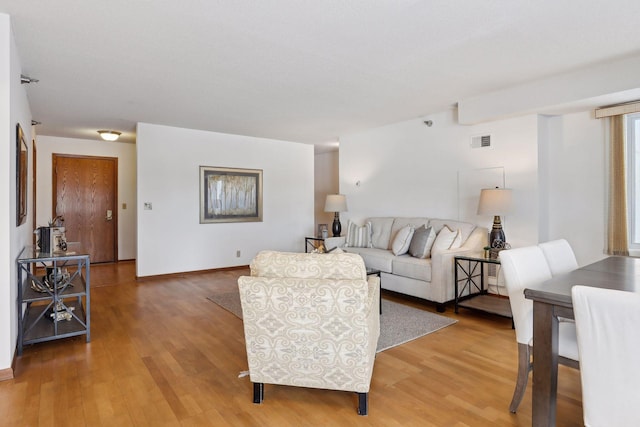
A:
324,236,346,251
430,227,488,302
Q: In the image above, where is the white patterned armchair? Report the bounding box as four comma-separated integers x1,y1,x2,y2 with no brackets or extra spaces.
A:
238,250,380,415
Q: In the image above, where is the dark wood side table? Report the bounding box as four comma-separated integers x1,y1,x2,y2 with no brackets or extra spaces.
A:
454,254,512,319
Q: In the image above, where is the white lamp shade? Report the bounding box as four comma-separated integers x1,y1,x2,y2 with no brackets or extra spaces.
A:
324,194,348,212
477,188,513,215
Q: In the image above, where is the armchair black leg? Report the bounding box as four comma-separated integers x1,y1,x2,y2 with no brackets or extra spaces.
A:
253,382,264,404
357,392,368,416
436,303,446,313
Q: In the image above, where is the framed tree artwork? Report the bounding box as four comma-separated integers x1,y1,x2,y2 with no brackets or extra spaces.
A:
199,166,263,223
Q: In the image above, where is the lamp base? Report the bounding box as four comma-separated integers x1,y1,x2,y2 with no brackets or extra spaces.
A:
332,213,342,237
489,215,506,248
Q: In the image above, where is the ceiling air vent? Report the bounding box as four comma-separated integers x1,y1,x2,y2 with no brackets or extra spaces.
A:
471,134,491,149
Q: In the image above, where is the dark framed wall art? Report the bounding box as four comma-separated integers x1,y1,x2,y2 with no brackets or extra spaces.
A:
200,166,263,223
16,123,28,226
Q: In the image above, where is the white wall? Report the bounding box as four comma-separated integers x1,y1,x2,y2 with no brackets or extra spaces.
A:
36,136,137,260
339,109,540,249
539,112,607,265
1,14,33,373
458,53,640,124
314,150,339,231
136,123,314,277
339,108,607,265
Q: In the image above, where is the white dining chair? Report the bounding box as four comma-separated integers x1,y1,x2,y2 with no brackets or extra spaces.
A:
572,286,640,427
538,239,578,276
499,246,579,413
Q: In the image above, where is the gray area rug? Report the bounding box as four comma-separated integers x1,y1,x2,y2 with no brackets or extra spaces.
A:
207,292,457,352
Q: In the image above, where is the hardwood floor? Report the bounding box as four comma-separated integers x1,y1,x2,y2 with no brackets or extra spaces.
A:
0,262,584,426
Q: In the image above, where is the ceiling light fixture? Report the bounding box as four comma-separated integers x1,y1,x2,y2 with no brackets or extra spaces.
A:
97,130,122,141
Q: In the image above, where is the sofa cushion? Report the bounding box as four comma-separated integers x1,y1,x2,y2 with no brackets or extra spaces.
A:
408,225,436,258
429,219,477,244
431,225,458,254
343,247,394,273
389,218,430,249
391,225,415,255
367,217,395,249
345,220,372,248
392,255,432,282
450,228,463,249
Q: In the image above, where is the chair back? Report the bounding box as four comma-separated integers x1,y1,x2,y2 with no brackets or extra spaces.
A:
572,286,640,427
539,239,578,276
499,246,552,345
238,251,380,395
249,250,367,281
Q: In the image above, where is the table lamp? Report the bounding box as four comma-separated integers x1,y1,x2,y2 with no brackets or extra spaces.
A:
477,187,513,248
324,194,348,237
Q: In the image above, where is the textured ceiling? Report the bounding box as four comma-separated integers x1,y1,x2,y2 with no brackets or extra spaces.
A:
3,0,640,147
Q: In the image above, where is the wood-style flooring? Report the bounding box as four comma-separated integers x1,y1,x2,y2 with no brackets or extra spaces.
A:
0,261,583,426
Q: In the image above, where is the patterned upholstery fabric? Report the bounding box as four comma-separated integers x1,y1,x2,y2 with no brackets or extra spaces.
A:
238,250,380,394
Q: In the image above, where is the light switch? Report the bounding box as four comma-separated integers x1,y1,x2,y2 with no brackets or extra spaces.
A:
122,203,127,209
144,202,152,210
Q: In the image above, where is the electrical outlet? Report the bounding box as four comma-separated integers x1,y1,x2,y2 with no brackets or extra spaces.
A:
236,250,241,258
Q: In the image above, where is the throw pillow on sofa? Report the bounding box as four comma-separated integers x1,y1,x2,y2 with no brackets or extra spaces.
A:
408,225,436,258
345,220,373,248
391,225,415,255
431,226,461,254
450,228,462,249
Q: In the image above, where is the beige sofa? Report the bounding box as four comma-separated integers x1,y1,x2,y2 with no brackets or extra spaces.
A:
325,217,487,311
238,250,380,415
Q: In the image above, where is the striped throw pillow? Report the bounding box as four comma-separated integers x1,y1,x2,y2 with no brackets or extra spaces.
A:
345,221,373,248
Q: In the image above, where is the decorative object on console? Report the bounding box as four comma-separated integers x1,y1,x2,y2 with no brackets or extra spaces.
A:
477,187,513,248
324,194,348,237
35,224,67,254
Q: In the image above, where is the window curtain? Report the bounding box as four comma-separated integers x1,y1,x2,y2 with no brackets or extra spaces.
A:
607,115,629,256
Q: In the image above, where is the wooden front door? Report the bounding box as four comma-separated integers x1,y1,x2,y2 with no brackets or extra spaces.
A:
53,154,118,263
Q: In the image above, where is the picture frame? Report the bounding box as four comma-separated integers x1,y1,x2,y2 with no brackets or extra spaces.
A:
200,166,263,223
16,123,27,226
317,223,328,238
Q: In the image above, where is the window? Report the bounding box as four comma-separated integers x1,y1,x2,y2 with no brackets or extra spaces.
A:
627,113,640,249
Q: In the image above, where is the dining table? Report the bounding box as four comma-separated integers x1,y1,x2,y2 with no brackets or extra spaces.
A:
523,255,640,427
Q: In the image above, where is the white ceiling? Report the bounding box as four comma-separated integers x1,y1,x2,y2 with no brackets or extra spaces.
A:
3,0,640,148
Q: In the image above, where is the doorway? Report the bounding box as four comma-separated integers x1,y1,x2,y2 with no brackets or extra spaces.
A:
53,154,118,263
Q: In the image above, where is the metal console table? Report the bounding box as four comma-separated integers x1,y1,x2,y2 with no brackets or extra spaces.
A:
16,244,90,355
454,253,511,319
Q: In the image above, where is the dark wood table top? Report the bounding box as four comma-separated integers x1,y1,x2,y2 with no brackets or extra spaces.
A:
524,256,640,307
